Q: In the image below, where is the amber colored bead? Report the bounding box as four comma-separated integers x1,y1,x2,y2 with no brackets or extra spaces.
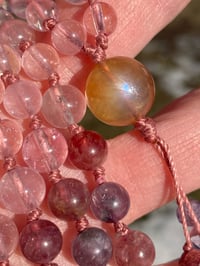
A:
179,249,200,266
85,56,155,126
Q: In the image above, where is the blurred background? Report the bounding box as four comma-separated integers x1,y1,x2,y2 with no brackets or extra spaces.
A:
82,0,200,264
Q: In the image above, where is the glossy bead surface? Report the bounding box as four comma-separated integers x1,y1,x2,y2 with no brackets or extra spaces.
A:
90,182,130,223
72,227,113,266
83,2,117,35
3,80,42,119
0,79,5,103
86,56,155,126
26,0,57,31
115,230,155,266
0,166,45,214
0,8,14,25
0,43,21,74
68,130,108,170
41,84,86,128
0,214,19,261
51,19,86,55
0,119,23,159
177,199,200,226
7,0,29,19
22,127,68,173
22,43,59,80
48,178,89,220
20,219,62,264
0,19,35,50
179,249,200,266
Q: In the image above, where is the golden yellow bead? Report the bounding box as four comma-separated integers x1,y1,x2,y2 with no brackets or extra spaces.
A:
85,56,155,126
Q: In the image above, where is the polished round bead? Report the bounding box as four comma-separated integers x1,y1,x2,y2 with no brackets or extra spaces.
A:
0,43,21,74
20,219,62,264
0,166,46,214
90,182,130,223
0,78,5,104
51,19,86,55
41,84,86,128
22,127,68,173
177,199,200,226
68,130,108,170
22,43,60,80
64,0,87,5
72,227,113,266
179,249,200,266
114,230,156,266
7,0,29,19
86,56,155,126
0,8,14,25
83,2,117,35
3,80,42,119
0,19,35,50
0,119,23,159
26,0,57,31
48,178,89,220
0,214,19,261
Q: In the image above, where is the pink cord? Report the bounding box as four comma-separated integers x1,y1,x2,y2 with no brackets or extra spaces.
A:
3,156,16,171
30,115,42,130
27,208,42,223
1,71,19,86
93,166,106,184
114,221,129,236
49,169,62,184
43,18,57,31
48,72,60,87
76,216,89,233
19,40,32,53
136,117,200,251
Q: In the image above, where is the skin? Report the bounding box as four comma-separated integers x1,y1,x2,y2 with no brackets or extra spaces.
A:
1,0,199,265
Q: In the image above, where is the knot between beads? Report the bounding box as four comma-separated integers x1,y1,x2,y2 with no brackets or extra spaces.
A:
135,117,157,144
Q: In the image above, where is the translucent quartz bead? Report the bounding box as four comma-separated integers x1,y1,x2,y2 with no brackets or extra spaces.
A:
0,119,23,159
48,178,89,220
20,219,62,264
26,0,57,32
0,8,14,26
7,0,29,19
177,199,200,226
83,2,117,35
0,214,19,261
86,56,155,126
22,127,68,173
72,227,113,266
0,79,5,104
90,182,130,222
0,19,35,50
179,249,200,266
41,84,86,128
3,80,42,119
64,0,87,5
22,43,60,80
68,130,108,170
114,230,156,266
0,166,46,214
51,19,86,55
0,43,21,75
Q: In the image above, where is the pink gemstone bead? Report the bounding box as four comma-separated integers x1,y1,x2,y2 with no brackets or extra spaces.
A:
0,43,21,74
0,19,35,50
114,230,156,266
0,78,5,104
22,43,60,80
0,119,23,159
51,19,86,55
20,219,62,264
64,0,87,5
0,166,46,214
0,8,14,25
7,0,29,19
41,84,86,128
22,127,68,173
26,0,57,32
83,2,117,35
0,214,19,261
3,79,42,119
179,249,200,266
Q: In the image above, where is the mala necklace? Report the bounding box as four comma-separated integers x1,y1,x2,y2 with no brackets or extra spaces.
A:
0,0,199,265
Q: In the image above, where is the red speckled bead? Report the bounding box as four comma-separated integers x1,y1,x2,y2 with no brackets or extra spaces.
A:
48,178,89,220
114,230,156,266
179,249,200,266
68,130,108,170
19,219,62,264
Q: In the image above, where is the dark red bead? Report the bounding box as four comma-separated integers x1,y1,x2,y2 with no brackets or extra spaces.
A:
48,178,90,220
179,249,200,266
68,130,108,170
19,219,62,264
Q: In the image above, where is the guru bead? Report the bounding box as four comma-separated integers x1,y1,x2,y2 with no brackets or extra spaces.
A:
86,56,155,126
